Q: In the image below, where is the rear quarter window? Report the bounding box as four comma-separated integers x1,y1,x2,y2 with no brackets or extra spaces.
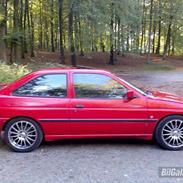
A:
13,74,67,98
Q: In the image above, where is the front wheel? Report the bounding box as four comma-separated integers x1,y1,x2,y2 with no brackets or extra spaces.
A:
155,115,183,150
4,118,43,152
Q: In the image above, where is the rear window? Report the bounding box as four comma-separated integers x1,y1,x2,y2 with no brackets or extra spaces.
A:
13,74,67,98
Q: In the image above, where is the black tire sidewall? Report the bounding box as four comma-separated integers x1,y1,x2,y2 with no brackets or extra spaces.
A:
155,115,183,151
4,117,43,152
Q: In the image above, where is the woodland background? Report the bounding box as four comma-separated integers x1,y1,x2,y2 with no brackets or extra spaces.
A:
0,0,183,70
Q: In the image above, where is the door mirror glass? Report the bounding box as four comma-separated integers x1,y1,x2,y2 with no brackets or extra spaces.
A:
126,90,135,100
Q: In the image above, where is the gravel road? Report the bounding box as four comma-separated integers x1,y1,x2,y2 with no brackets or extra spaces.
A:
0,70,183,183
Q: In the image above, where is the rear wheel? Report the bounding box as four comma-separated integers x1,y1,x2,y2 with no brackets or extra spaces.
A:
4,118,43,152
155,115,183,150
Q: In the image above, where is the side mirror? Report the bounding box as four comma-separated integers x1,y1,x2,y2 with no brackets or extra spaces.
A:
126,90,135,100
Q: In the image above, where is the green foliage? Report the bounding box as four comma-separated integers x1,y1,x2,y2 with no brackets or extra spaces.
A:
0,62,30,83
3,32,23,44
0,5,5,22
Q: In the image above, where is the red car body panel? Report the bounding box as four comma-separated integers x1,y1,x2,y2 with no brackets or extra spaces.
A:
0,68,183,142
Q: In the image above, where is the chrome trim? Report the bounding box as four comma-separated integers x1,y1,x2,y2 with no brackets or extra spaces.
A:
39,118,158,123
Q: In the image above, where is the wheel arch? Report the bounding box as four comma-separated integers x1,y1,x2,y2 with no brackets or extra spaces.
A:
153,113,183,138
2,116,45,139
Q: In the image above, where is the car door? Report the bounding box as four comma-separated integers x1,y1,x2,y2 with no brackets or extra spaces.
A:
12,73,70,136
70,72,149,136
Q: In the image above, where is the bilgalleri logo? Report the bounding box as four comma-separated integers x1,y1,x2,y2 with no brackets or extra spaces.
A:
159,167,183,177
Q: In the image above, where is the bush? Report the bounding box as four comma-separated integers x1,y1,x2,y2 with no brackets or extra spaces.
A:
0,62,31,83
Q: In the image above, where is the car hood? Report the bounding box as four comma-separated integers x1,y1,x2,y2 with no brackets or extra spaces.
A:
148,90,183,103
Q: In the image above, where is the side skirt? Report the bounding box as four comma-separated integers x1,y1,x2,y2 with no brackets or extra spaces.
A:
44,134,153,141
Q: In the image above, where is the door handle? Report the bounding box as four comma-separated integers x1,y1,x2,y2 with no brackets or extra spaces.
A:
75,104,85,108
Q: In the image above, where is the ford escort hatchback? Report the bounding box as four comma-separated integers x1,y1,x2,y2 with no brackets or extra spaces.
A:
0,68,183,152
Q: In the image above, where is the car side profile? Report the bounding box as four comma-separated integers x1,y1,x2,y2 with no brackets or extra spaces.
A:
0,68,183,152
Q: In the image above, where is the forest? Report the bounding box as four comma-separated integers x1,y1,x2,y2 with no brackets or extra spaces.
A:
0,0,183,66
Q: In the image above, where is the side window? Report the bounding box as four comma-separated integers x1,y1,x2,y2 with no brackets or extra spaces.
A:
73,73,128,99
13,74,67,97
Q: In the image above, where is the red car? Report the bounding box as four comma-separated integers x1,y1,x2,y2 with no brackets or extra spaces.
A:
0,68,183,152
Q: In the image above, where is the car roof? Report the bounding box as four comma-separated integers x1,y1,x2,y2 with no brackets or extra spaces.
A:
33,68,111,75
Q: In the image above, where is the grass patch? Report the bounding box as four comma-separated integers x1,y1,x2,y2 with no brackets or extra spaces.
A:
0,62,31,83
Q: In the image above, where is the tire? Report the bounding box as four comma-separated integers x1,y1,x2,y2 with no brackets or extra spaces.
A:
155,115,183,150
4,117,43,152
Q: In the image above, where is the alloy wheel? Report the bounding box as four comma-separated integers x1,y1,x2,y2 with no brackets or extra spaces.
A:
8,120,38,150
162,119,183,148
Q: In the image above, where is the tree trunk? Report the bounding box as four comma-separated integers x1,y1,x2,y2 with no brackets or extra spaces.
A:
23,0,28,53
50,0,55,52
26,0,34,57
30,2,35,57
0,0,7,62
78,13,84,56
117,17,120,55
163,16,173,60
45,18,49,51
4,0,7,48
74,12,79,51
68,1,76,67
58,0,65,64
100,34,105,52
155,0,162,55
38,1,43,50
152,18,156,54
147,0,153,63
109,2,114,65
171,35,175,55
120,25,125,56
126,29,129,52
20,0,24,59
10,0,19,64
140,0,146,54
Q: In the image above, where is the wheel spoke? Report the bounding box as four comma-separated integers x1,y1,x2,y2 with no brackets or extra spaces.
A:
166,124,172,130
25,138,32,146
178,121,182,129
13,137,19,142
170,122,175,129
28,134,36,137
180,126,183,131
175,120,178,129
163,129,171,133
24,122,28,131
27,136,35,141
175,138,179,145
164,135,172,140
20,122,24,131
11,126,19,132
168,137,173,144
26,125,33,132
15,123,21,131
27,130,36,134
10,134,18,138
9,131,18,135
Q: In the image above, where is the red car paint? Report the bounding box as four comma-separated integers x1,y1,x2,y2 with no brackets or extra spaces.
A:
0,68,183,142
